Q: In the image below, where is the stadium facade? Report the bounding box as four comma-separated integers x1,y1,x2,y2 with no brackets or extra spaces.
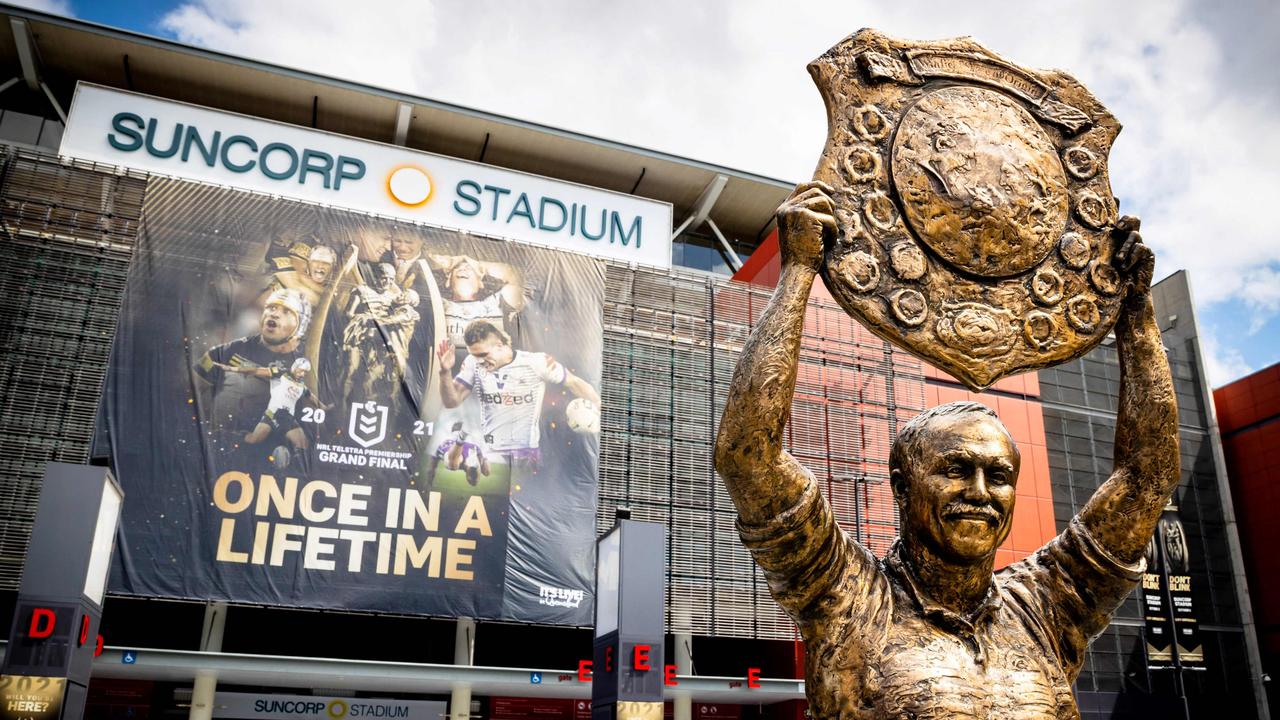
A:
0,5,1267,720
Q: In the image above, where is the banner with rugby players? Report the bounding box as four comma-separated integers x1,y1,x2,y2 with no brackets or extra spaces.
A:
97,178,603,624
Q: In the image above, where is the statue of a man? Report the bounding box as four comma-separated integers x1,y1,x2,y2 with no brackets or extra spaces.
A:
714,182,1179,719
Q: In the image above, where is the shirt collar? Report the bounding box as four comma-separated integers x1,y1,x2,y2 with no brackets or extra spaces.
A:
883,540,1002,632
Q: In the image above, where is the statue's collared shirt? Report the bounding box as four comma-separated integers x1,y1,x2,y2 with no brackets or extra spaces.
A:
737,479,1144,720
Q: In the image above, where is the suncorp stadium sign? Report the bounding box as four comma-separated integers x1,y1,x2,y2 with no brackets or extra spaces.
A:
213,693,445,720
61,83,673,268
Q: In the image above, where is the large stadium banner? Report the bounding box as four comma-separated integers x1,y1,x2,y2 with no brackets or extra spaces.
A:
97,178,603,624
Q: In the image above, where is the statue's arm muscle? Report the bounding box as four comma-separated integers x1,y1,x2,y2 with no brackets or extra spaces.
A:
714,185,886,624
1077,224,1179,565
715,184,836,524
714,259,818,524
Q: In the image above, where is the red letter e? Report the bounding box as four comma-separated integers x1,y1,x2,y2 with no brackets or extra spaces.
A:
578,659,593,682
633,644,651,671
747,667,761,688
664,664,678,686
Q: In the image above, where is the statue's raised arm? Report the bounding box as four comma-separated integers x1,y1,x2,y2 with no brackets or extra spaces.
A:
714,182,834,524
714,183,889,628
1077,216,1180,563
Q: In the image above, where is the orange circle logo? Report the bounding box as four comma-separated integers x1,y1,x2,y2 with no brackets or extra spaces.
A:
386,166,433,207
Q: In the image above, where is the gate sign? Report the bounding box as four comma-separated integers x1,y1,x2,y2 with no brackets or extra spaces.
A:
60,83,673,269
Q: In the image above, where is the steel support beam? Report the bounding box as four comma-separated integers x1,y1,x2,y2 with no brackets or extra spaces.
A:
10,18,39,91
672,633,693,720
40,80,67,124
393,101,413,146
706,218,743,272
449,619,476,720
8,18,68,124
189,602,227,720
671,174,728,240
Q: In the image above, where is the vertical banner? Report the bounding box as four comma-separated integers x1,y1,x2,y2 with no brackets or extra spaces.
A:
1142,506,1203,669
1141,567,1173,667
98,178,602,624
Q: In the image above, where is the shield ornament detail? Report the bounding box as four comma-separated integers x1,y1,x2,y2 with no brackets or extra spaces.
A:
810,30,1124,390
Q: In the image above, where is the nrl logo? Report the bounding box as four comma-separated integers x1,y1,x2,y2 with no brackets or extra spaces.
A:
348,401,388,448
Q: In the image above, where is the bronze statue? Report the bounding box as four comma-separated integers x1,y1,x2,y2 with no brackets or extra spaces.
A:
714,30,1180,720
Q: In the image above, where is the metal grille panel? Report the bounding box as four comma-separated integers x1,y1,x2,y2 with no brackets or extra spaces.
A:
596,264,925,638
0,148,146,588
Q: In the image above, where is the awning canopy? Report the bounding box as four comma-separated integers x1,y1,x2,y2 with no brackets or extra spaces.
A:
88,646,805,705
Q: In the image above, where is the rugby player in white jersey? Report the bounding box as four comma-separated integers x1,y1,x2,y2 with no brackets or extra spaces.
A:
436,320,600,464
222,357,327,451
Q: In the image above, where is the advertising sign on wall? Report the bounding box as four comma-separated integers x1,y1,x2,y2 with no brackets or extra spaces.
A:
61,84,673,269
213,693,445,720
97,178,602,624
1142,506,1203,669
0,676,65,720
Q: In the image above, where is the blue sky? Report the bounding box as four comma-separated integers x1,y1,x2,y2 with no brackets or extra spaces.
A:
21,0,1280,387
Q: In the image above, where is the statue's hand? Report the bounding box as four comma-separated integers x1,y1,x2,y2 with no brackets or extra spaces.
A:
1112,215,1154,303
777,182,837,272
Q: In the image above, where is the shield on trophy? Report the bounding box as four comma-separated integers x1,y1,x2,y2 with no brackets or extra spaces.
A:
810,30,1125,390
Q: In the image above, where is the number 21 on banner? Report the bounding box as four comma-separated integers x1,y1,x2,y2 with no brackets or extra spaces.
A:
412,421,434,436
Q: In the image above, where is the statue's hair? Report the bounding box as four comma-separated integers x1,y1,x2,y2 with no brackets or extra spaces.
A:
888,401,1007,481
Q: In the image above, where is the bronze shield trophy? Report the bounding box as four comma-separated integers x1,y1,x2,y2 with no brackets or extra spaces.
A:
810,29,1123,390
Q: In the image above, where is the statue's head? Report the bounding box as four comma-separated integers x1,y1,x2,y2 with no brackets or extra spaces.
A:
889,401,1020,564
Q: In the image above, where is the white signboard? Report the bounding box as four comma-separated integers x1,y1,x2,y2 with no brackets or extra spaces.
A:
61,83,673,269
213,692,445,720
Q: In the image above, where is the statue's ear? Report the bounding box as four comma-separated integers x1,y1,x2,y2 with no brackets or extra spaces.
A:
890,468,908,509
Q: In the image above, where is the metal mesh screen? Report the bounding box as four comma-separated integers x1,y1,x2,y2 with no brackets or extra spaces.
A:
0,151,927,640
1040,336,1259,712
595,265,925,638
0,147,147,588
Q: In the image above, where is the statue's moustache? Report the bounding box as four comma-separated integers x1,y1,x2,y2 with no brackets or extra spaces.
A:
942,502,1001,524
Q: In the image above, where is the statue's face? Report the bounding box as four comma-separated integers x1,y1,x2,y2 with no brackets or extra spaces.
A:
897,413,1019,564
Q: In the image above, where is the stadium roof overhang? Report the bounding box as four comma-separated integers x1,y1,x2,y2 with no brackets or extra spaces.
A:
84,646,806,705
0,3,793,252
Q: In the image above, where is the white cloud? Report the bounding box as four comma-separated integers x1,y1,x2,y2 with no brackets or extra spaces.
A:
157,0,1280,370
160,0,436,96
1238,266,1280,333
9,0,73,16
1200,329,1254,388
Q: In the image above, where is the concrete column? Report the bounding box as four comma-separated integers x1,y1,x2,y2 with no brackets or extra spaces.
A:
673,633,693,720
190,602,227,720
449,618,476,720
